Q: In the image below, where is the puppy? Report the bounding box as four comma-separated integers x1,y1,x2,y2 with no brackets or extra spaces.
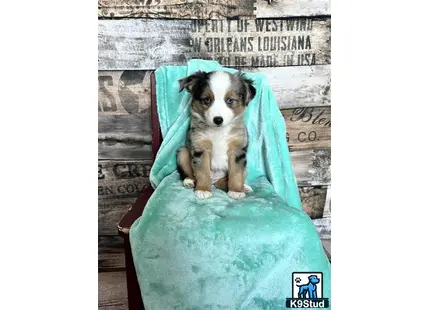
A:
176,70,256,200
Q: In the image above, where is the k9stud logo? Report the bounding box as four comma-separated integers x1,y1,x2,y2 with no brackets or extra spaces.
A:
286,272,329,308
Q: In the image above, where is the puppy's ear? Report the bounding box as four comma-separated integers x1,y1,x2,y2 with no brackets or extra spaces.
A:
236,71,256,106
178,71,208,93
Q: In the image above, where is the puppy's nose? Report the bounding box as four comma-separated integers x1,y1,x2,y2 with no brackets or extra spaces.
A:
213,117,223,125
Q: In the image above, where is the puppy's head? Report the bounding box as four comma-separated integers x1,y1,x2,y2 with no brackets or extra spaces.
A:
179,70,256,127
308,275,320,284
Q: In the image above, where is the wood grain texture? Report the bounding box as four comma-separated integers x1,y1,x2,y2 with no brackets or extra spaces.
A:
98,17,331,70
98,0,331,19
99,160,152,200
313,217,330,240
98,71,152,115
323,184,331,218
99,148,329,189
283,106,331,150
98,71,331,157
98,0,256,19
99,198,138,235
98,66,330,116
98,125,331,159
99,159,152,235
99,114,152,160
98,271,128,310
255,66,330,108
256,0,330,18
299,186,327,219
291,149,330,186
99,148,330,186
99,235,125,272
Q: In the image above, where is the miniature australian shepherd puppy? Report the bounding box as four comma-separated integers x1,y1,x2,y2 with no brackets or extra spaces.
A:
176,70,256,200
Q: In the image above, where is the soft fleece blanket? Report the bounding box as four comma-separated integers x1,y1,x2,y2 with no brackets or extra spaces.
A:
129,60,331,309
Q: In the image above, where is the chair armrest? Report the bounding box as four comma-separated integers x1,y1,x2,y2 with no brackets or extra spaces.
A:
117,185,155,236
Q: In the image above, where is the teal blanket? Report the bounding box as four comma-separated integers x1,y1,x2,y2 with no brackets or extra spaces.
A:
130,60,331,309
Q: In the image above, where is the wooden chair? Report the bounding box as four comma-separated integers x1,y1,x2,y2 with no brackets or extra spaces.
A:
117,72,331,310
117,72,159,310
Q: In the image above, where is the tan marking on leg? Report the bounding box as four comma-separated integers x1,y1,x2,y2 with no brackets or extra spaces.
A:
227,149,245,193
227,139,246,193
194,150,212,193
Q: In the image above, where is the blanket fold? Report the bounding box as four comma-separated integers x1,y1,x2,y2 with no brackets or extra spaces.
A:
130,60,331,310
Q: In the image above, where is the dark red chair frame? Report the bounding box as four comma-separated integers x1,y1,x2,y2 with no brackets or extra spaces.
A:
117,72,160,310
116,72,331,310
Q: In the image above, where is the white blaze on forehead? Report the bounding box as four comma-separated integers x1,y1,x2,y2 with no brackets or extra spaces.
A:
208,71,231,98
206,71,234,126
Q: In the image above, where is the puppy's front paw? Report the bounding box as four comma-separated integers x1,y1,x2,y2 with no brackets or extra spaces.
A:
228,191,246,200
243,184,253,193
195,190,213,200
183,178,195,188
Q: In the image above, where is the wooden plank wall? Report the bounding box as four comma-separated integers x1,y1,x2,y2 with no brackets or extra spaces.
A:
98,1,331,307
98,0,331,19
98,18,331,70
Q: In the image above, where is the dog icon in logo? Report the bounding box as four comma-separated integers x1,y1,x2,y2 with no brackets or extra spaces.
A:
296,274,320,299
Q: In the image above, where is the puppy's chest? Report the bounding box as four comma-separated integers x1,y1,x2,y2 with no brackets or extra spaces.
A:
208,129,229,171
211,141,229,174
194,126,240,183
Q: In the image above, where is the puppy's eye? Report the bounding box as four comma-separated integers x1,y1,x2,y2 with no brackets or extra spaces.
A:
226,98,233,105
202,98,211,105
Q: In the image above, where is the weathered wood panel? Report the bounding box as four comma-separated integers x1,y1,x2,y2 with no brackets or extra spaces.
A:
97,70,152,159
98,115,152,160
99,83,332,155
99,142,152,161
99,148,330,187
256,66,330,108
98,66,330,116
256,0,330,18
98,0,255,19
98,17,331,70
98,271,128,310
98,71,152,115
283,106,331,150
99,160,152,200
98,110,331,159
98,67,331,156
99,198,138,235
314,184,331,239
299,186,327,219
99,160,152,235
313,216,330,239
291,148,330,186
98,69,330,158
99,235,125,272
323,184,331,218
98,0,331,19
